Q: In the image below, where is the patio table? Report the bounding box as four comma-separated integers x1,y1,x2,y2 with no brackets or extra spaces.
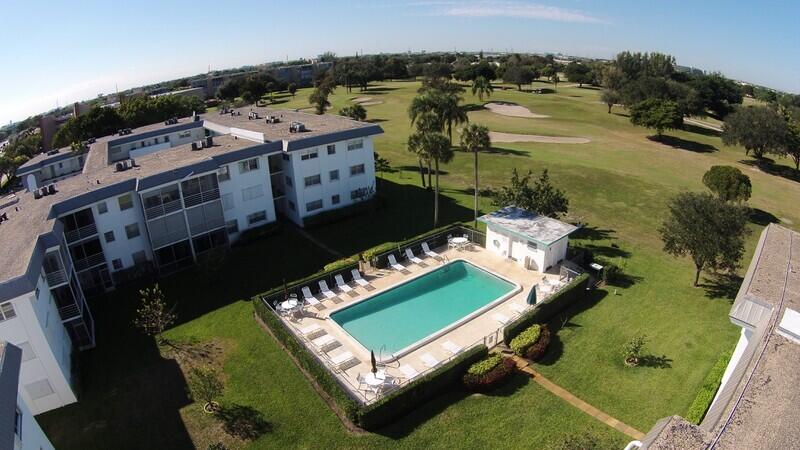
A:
450,237,468,250
280,299,299,311
364,371,386,387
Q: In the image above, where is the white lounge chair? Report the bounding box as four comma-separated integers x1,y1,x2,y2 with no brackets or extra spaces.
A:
330,351,358,370
399,364,419,380
334,274,354,294
299,323,324,338
509,303,527,315
351,269,371,288
405,248,424,265
442,341,463,355
312,334,340,352
421,242,440,259
387,254,406,272
318,280,337,299
301,287,321,306
421,353,439,368
493,313,511,325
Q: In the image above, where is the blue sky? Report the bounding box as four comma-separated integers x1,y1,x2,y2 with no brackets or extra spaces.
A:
1,0,798,124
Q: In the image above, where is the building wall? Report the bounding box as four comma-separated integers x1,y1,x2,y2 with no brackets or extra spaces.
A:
90,191,152,273
14,386,55,450
0,286,76,415
108,127,206,162
218,153,277,240
484,226,568,273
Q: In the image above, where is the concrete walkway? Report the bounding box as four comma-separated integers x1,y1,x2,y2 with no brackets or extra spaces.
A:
511,355,645,440
289,223,343,258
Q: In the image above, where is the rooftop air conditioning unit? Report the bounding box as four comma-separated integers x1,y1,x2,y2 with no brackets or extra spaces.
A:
205,136,213,147
115,162,126,171
191,142,201,151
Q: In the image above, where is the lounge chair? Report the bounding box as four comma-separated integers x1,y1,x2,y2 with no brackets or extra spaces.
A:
330,351,358,370
405,248,424,265
334,274,353,294
493,313,511,325
299,323,324,338
421,353,439,368
399,364,419,380
442,341,463,355
351,269,371,288
509,303,527,315
318,280,337,299
312,334,340,352
301,287,321,306
421,242,440,259
387,254,406,272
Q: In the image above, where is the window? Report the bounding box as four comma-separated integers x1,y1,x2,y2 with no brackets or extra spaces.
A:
306,199,323,212
241,184,265,201
332,195,340,205
19,342,35,362
247,211,267,225
238,158,259,174
288,201,296,211
178,131,191,139
285,176,293,187
0,302,17,322
97,201,108,214
125,223,140,239
217,165,231,182
226,219,239,234
282,153,290,161
304,175,321,187
104,231,115,243
351,187,370,200
14,407,21,440
192,229,228,254
347,139,364,151
350,164,365,176
300,150,318,161
112,259,123,270
118,193,133,210
527,241,538,250
132,251,147,265
329,170,339,181
327,144,336,155
221,192,234,211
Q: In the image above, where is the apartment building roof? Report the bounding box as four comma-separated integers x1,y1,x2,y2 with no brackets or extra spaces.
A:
643,224,800,450
0,108,382,295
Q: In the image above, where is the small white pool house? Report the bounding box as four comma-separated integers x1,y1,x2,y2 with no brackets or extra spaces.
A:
478,206,579,273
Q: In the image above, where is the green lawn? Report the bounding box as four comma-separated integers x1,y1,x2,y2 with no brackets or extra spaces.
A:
38,80,800,449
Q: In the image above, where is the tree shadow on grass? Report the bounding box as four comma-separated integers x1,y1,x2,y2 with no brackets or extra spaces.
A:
649,135,717,153
572,225,617,242
453,146,530,157
375,390,469,439
366,118,388,123
639,354,672,369
462,103,486,113
683,123,721,137
700,273,743,301
749,208,779,226
739,158,800,183
216,404,272,441
535,290,609,366
394,165,450,176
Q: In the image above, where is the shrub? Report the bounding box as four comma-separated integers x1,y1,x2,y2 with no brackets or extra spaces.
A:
510,324,542,356
216,404,271,440
463,354,516,392
503,273,589,345
623,335,647,366
685,348,734,424
323,254,361,272
523,325,551,361
233,222,282,247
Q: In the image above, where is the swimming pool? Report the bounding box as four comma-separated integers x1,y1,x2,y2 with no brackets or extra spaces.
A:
329,260,519,360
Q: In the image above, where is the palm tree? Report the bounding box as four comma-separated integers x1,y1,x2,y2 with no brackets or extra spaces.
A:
550,73,560,92
409,90,468,146
471,76,493,102
460,124,491,227
408,112,453,226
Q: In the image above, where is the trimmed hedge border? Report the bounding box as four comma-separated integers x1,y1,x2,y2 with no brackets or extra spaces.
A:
357,345,488,429
253,298,360,421
685,347,734,424
503,273,590,345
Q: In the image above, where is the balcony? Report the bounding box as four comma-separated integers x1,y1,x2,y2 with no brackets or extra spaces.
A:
151,230,189,250
144,199,182,220
45,269,68,287
58,302,81,322
64,223,98,243
73,252,106,272
183,188,220,208
189,216,225,236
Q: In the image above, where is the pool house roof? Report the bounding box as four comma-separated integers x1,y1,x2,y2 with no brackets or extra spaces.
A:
478,206,578,246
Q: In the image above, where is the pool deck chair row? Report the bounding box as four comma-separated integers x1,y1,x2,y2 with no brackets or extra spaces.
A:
388,254,406,271
422,242,440,259
405,248,424,265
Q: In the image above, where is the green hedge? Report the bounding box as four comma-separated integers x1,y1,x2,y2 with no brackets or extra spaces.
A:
323,254,362,272
509,324,542,356
685,348,734,424
356,345,488,430
503,273,590,345
233,221,283,247
303,198,380,229
362,223,469,263
253,299,360,421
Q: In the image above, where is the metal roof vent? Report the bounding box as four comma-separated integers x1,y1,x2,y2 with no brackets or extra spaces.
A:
777,308,800,344
289,121,306,133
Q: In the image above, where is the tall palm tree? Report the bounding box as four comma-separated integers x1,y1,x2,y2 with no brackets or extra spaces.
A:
408,113,453,226
460,124,491,227
471,76,493,102
409,91,468,146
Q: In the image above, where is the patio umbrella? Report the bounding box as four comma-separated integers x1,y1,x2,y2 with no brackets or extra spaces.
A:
283,279,288,301
370,350,377,374
526,286,537,305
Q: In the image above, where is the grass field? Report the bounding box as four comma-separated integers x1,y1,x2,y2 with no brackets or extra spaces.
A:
37,80,800,449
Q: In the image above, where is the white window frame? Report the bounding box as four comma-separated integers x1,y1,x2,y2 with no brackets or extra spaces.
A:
306,199,323,212
238,158,259,174
347,139,364,151
304,174,321,187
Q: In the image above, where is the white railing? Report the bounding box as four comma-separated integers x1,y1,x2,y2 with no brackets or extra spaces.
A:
182,188,220,208
64,223,97,243
144,199,182,220
73,252,106,272
58,303,81,322
45,269,68,287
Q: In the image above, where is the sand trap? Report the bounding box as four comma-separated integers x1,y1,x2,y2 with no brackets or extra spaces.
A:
359,101,383,106
352,97,373,103
485,102,549,118
489,131,590,144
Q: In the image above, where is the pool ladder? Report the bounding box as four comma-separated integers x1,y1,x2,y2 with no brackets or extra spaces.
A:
440,255,450,265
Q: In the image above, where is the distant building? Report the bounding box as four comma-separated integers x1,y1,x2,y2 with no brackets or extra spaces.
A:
267,61,333,86
150,87,206,101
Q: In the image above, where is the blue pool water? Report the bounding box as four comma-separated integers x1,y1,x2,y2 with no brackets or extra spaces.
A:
330,260,516,356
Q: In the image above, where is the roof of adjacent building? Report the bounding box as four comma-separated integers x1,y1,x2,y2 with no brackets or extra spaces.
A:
477,206,578,246
0,342,21,450
644,224,800,450
0,108,381,293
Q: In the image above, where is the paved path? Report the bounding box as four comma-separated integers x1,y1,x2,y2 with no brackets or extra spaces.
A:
290,223,344,258
511,355,645,440
684,118,722,132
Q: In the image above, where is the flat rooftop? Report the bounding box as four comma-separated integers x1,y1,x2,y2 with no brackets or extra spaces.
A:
478,206,578,246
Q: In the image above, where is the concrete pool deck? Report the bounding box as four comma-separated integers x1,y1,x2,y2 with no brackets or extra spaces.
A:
277,243,569,403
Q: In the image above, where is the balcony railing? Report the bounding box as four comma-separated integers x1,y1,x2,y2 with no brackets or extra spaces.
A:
182,188,220,208
45,269,68,287
58,303,81,322
144,199,183,220
151,229,189,250
73,252,106,272
64,223,97,243
189,216,225,236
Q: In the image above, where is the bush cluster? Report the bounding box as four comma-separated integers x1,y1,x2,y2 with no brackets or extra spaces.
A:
523,325,551,361
462,354,516,392
510,324,542,356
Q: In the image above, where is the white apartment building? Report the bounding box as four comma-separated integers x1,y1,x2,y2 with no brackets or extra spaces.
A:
0,107,382,416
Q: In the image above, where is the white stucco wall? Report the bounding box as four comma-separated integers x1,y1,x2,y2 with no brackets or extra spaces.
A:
14,389,55,450
90,192,152,272
485,226,569,273
218,154,277,239
108,126,205,162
